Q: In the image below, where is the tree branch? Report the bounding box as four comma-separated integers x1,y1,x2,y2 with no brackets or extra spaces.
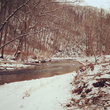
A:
40,13,74,25
0,29,49,50
0,0,31,32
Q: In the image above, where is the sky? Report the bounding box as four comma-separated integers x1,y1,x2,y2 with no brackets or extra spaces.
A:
66,0,110,10
81,0,110,10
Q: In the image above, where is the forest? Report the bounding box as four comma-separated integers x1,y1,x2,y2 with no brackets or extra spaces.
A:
1,1,110,110
0,0,110,61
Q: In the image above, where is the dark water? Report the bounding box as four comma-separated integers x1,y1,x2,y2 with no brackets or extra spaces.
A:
0,59,83,85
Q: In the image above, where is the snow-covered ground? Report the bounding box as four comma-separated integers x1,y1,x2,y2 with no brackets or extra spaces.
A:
67,62,110,110
0,58,30,70
0,55,110,110
0,72,75,110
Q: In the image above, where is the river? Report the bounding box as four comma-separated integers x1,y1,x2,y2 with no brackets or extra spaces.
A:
0,59,83,85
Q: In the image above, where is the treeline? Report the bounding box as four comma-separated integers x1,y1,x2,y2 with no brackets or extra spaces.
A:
0,0,110,60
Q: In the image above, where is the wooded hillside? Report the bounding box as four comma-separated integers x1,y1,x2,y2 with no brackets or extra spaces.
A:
0,0,110,60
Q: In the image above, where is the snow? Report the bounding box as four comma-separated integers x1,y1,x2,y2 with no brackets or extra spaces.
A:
0,55,110,110
0,72,76,110
0,56,34,70
0,63,30,70
68,60,110,109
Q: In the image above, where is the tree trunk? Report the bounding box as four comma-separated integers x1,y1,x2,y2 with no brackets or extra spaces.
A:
1,24,8,58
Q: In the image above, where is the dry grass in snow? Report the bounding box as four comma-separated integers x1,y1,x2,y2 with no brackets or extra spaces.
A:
66,63,110,110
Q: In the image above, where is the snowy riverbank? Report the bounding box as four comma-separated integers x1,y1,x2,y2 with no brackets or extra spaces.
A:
0,55,110,110
0,72,76,110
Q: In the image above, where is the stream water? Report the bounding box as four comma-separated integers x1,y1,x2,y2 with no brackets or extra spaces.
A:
0,59,83,85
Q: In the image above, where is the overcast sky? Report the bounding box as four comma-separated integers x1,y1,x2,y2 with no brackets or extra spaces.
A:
66,0,110,10
81,0,110,10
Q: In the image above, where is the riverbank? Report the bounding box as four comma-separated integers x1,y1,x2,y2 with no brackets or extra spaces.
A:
66,62,110,110
0,72,75,110
0,55,110,110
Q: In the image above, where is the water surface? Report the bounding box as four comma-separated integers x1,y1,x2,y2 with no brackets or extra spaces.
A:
0,59,83,85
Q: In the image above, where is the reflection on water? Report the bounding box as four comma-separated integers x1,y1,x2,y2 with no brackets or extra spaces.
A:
0,59,83,85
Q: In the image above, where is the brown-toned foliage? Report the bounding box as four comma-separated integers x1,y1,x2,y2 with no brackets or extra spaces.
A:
0,0,110,60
